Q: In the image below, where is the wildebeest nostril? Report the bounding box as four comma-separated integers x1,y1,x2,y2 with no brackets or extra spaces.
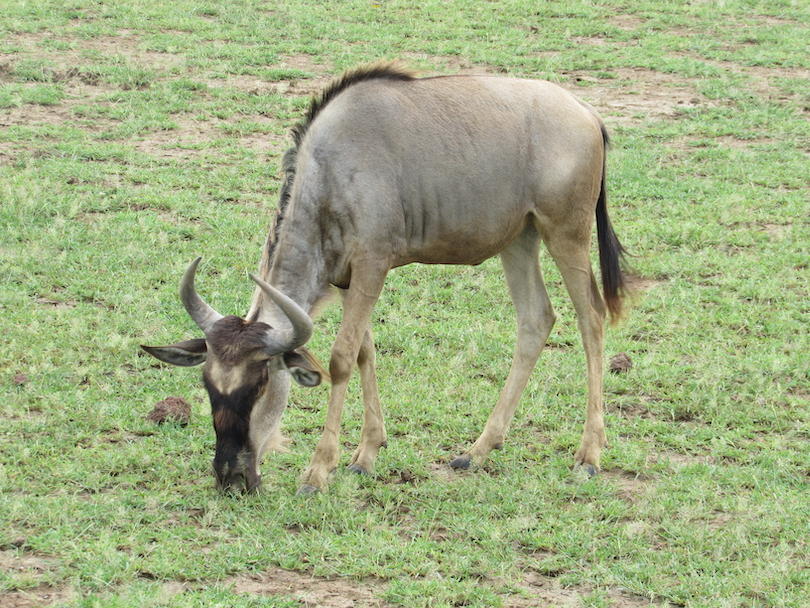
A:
225,475,246,495
213,451,262,494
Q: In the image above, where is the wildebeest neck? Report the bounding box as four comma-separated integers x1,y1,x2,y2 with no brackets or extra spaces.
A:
247,63,416,324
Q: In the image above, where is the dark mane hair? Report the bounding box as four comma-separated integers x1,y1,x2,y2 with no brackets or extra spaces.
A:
264,62,416,264
291,61,416,149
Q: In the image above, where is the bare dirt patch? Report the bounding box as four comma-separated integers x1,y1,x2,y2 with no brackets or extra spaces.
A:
213,54,335,100
564,67,710,127
0,551,73,608
0,587,75,608
0,141,19,165
415,54,500,76
603,469,653,502
2,99,79,132
225,568,391,608
669,53,810,106
647,449,718,469
668,134,778,154
0,561,671,608
610,14,647,32
128,119,208,160
227,566,669,608
743,64,810,105
270,54,335,97
7,31,185,73
516,571,665,607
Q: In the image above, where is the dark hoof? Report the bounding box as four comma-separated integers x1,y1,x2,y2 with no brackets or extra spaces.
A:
347,463,370,476
449,454,473,470
575,463,599,478
297,483,321,495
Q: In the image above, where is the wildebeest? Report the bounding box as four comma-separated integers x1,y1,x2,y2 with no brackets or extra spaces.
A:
142,62,627,494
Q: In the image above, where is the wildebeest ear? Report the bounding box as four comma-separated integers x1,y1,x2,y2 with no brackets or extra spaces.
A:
282,350,322,387
141,339,208,367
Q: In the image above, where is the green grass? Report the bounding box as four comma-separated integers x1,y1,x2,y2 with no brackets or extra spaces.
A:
1,1,809,607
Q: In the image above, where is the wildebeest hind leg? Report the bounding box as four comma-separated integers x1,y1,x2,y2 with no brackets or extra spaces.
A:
451,225,555,469
545,233,608,476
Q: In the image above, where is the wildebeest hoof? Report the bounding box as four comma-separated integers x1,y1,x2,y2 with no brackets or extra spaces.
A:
575,462,599,478
449,454,473,470
297,483,322,495
347,463,370,476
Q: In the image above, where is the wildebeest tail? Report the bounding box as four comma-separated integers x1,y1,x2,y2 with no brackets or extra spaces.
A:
595,125,628,324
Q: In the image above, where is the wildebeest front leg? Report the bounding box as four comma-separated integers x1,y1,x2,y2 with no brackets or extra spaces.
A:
347,323,387,475
451,225,555,469
299,262,388,494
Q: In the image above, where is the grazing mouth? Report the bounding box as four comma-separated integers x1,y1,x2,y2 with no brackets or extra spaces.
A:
213,458,262,494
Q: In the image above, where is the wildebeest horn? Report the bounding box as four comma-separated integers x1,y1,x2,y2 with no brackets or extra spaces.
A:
180,257,223,334
249,273,313,354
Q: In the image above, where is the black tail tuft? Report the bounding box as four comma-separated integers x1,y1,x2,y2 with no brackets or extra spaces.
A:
595,125,628,324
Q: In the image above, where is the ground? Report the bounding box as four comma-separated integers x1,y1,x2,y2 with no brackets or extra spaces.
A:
2,22,808,608
1,548,663,607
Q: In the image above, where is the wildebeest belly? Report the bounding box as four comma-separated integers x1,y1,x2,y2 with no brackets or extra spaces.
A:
393,192,532,267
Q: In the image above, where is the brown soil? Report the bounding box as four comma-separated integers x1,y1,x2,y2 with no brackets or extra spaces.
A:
0,551,74,608
224,569,391,607
0,554,661,608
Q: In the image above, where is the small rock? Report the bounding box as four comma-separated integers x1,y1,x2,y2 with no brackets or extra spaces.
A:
146,396,191,426
609,352,633,373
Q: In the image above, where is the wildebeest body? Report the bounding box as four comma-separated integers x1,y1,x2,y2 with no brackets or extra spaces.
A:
142,63,627,494
279,75,605,279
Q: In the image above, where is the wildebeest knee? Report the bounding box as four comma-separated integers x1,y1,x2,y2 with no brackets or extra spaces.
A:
328,349,357,385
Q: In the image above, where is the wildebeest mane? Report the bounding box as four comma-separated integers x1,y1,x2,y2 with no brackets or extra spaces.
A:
290,61,416,149
264,62,416,265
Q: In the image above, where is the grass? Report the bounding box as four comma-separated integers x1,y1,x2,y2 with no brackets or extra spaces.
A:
1,1,809,607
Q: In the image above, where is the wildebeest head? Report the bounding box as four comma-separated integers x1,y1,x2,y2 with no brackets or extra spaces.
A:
141,258,321,493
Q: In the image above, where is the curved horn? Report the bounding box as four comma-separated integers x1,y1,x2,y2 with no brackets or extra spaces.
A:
180,257,223,334
249,273,313,354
